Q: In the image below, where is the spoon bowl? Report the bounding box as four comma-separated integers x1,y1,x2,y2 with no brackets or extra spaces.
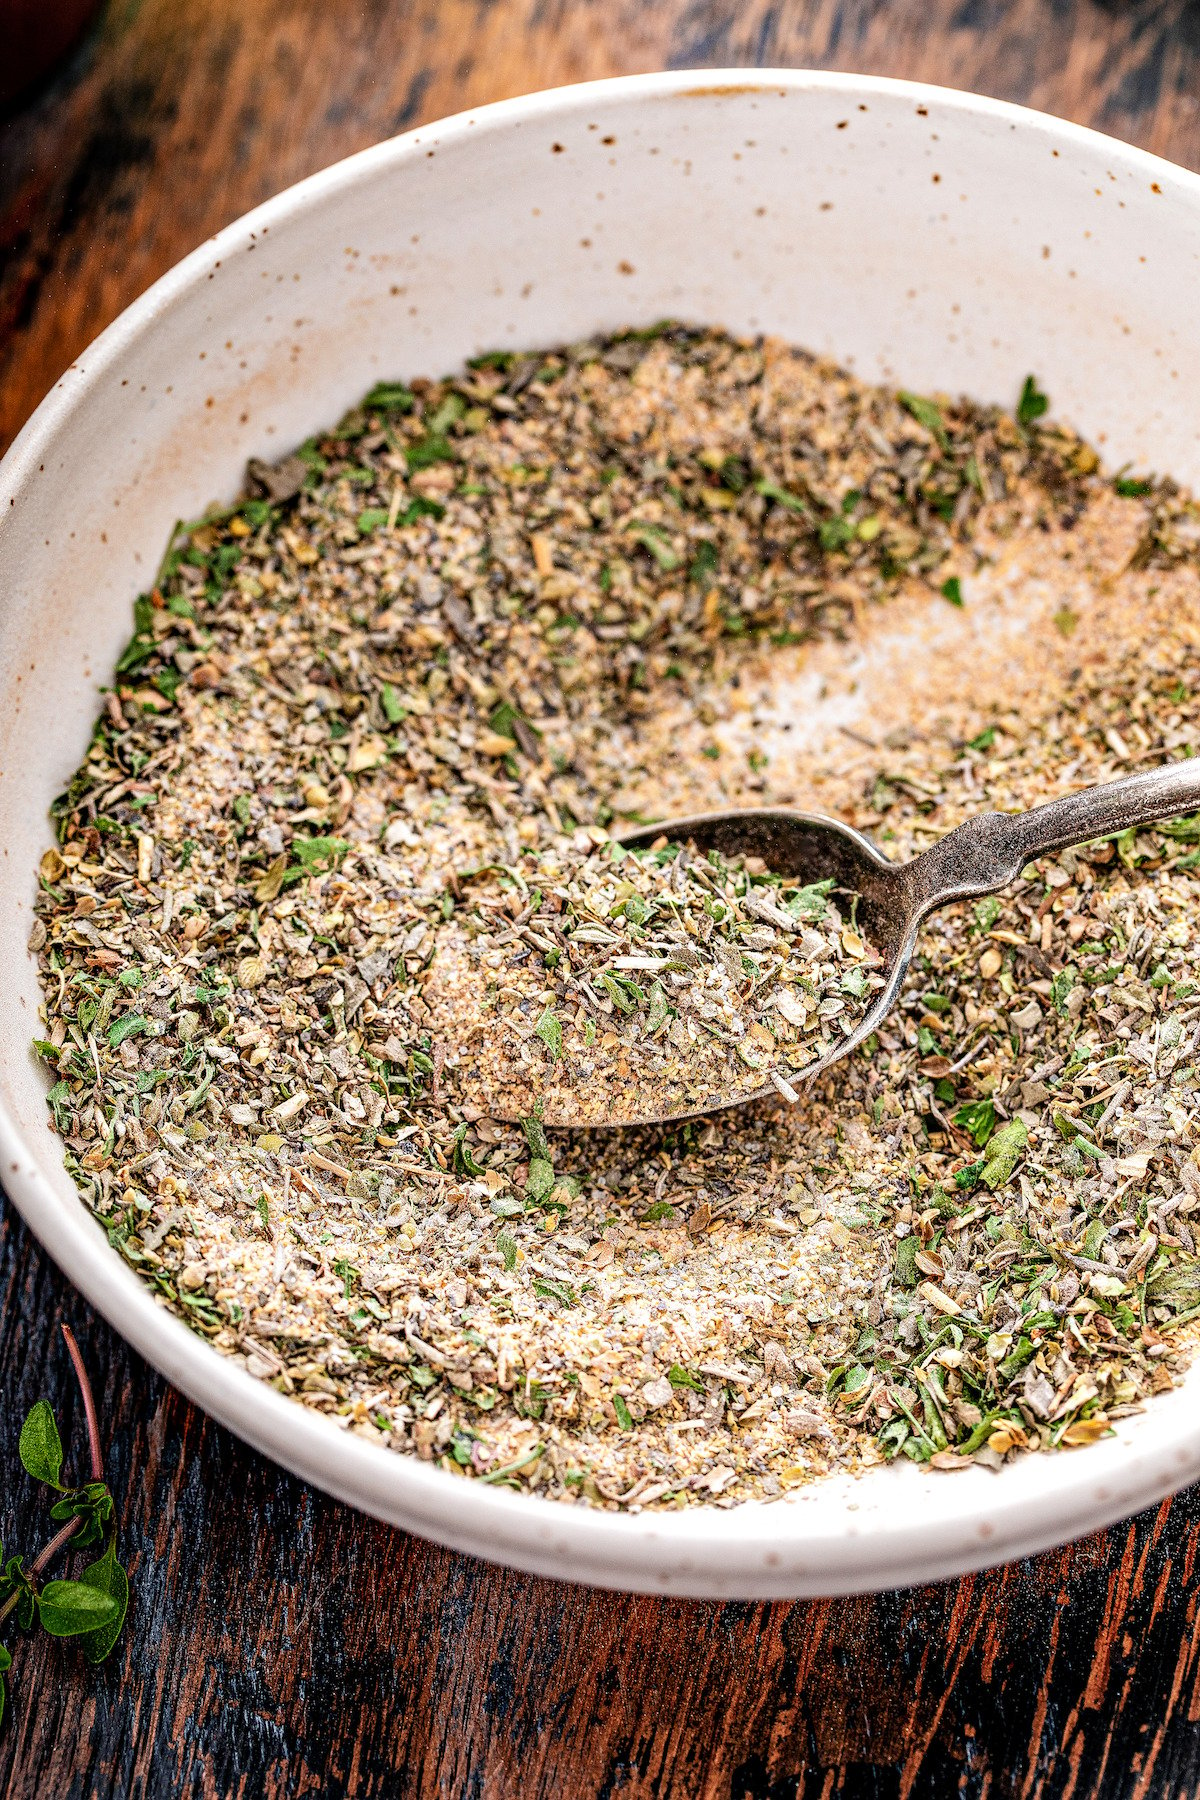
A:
543,755,1200,1128
614,807,917,1116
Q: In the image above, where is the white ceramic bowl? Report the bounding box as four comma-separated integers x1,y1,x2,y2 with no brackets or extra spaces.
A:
4,70,1200,1598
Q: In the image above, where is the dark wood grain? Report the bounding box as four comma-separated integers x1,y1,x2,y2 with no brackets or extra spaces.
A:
5,3,1200,1794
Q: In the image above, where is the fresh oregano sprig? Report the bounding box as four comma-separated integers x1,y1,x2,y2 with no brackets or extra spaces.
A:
0,1325,129,1725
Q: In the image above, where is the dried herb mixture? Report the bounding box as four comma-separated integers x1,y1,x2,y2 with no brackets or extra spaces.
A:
30,326,1200,1507
429,838,879,1125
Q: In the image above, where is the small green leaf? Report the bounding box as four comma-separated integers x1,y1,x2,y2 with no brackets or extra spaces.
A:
641,1200,674,1222
940,575,964,608
0,1556,36,1631
899,391,948,449
394,496,445,527
755,479,809,515
526,1157,555,1204
818,512,856,552
357,508,390,535
974,895,1001,932
788,878,835,921
981,1118,1029,1191
646,980,670,1036
626,522,680,571
333,1257,359,1301
1016,375,1049,428
613,1391,634,1430
489,699,539,748
497,1231,517,1271
478,1442,544,1484
666,1364,703,1392
952,1098,996,1148
533,1276,576,1308
108,1013,149,1050
522,1113,550,1162
48,1479,114,1549
18,1401,63,1488
450,1122,485,1176
1051,968,1077,1016
380,683,406,724
599,972,639,1014
426,392,466,434
405,434,454,471
689,541,720,586
290,835,350,876
534,1008,563,1062
1114,475,1152,498
365,381,415,413
36,1580,119,1638
895,1236,920,1289
78,1538,129,1665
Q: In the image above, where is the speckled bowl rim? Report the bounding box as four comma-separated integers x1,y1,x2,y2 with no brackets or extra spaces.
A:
4,68,1200,1599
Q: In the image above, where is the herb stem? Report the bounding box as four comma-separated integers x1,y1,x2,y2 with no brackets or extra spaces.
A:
478,1442,545,1483
60,1326,103,1483
0,1517,83,1628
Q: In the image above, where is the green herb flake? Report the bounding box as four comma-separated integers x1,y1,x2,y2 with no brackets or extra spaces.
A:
980,1118,1029,1190
107,1014,149,1050
627,522,680,571
534,1008,563,1062
899,391,948,449
365,381,416,413
952,1098,996,1148
666,1364,704,1392
755,478,809,515
1016,375,1050,428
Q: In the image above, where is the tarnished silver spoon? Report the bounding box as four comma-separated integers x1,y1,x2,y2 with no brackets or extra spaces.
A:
584,757,1200,1126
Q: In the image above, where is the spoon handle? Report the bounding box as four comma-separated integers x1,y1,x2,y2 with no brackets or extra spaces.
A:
906,759,1200,915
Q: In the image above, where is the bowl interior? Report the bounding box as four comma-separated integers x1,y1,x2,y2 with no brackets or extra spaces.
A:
3,71,1200,1596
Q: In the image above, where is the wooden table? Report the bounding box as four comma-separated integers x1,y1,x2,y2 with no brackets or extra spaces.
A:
4,3,1200,1792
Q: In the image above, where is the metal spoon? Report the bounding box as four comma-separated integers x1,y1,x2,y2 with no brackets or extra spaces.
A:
588,757,1200,1126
